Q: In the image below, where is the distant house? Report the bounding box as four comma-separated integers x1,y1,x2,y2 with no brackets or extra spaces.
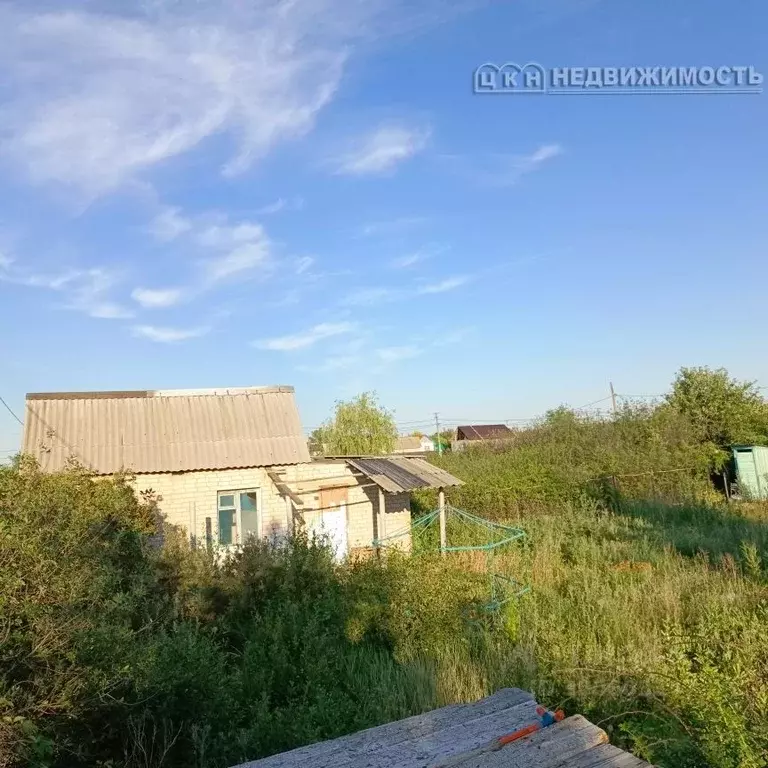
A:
22,386,460,560
393,435,435,454
452,424,514,452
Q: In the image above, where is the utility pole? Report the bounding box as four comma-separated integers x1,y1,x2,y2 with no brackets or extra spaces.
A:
434,412,443,455
610,382,618,418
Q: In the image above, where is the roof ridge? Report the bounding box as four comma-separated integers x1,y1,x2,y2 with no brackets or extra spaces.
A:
26,386,295,400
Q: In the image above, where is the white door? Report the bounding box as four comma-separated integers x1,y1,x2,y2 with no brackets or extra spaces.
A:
308,504,348,561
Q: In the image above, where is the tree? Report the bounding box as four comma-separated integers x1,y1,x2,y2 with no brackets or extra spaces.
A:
666,366,768,452
427,430,454,454
310,392,397,456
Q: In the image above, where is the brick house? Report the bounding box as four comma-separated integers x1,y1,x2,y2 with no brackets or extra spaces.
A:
22,386,460,559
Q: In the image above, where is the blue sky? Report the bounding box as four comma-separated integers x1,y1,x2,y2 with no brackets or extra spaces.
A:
1,0,767,452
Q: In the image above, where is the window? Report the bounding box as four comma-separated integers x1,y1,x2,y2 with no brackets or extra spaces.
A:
217,489,260,545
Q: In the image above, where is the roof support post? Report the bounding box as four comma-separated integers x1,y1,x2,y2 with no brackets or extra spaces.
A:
377,488,386,559
439,488,446,555
285,496,293,536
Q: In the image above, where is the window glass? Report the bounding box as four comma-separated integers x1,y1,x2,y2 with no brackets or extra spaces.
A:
240,492,259,540
218,508,235,545
240,492,257,511
218,494,235,508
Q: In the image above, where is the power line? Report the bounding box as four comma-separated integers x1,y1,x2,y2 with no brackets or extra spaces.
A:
0,395,23,426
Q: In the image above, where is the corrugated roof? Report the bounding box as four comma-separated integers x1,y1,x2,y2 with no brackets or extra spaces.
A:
345,456,463,493
22,386,310,475
456,424,514,441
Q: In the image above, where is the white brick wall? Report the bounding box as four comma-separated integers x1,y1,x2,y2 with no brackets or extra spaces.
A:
131,461,412,553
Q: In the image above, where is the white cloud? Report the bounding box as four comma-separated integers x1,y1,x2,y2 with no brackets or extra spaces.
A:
391,245,446,269
527,144,562,165
434,327,474,346
391,252,427,269
442,143,562,187
341,287,402,306
132,324,209,343
197,223,265,250
131,287,184,308
148,206,192,241
256,197,304,215
0,261,132,319
295,256,315,275
376,345,422,362
359,216,427,237
206,241,271,281
256,322,354,351
0,3,354,195
417,275,469,294
334,124,430,175
65,268,133,318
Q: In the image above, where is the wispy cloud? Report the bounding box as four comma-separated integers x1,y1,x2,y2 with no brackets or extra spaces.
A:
443,143,563,187
256,322,354,351
359,216,428,237
334,124,430,175
0,4,352,196
256,197,304,215
433,327,474,346
390,244,446,269
131,287,184,308
376,345,422,363
148,207,192,241
0,260,132,319
417,275,469,294
295,256,315,275
132,325,209,343
147,206,274,286
340,287,403,306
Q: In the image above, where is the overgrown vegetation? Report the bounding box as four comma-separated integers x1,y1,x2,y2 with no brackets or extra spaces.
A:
2,367,768,767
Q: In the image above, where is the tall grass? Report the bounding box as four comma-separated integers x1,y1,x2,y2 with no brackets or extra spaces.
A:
4,418,768,768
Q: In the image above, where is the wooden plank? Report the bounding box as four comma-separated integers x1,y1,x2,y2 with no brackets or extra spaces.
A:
442,716,607,768
267,471,304,506
342,701,540,768
545,743,653,767
235,689,535,768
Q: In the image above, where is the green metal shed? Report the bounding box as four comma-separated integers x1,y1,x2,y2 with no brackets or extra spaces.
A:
732,445,768,500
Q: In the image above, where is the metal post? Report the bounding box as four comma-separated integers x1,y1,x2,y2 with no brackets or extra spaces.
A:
610,382,618,418
439,488,446,555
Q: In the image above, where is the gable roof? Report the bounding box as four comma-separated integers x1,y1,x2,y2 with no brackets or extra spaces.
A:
456,424,514,441
22,386,310,475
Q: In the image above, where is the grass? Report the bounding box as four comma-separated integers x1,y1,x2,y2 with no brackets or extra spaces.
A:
4,445,768,768
398,491,768,767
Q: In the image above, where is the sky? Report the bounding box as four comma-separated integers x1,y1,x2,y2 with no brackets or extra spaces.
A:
1,0,767,454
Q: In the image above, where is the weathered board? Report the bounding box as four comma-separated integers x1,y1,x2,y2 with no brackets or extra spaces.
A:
231,689,654,768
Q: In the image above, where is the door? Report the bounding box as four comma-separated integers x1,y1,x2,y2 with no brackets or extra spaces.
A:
308,487,348,561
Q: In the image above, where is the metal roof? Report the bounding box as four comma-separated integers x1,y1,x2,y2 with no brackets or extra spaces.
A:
456,424,514,441
22,386,310,475
345,456,463,493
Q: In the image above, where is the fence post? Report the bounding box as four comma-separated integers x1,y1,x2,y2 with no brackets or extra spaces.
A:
439,488,447,555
